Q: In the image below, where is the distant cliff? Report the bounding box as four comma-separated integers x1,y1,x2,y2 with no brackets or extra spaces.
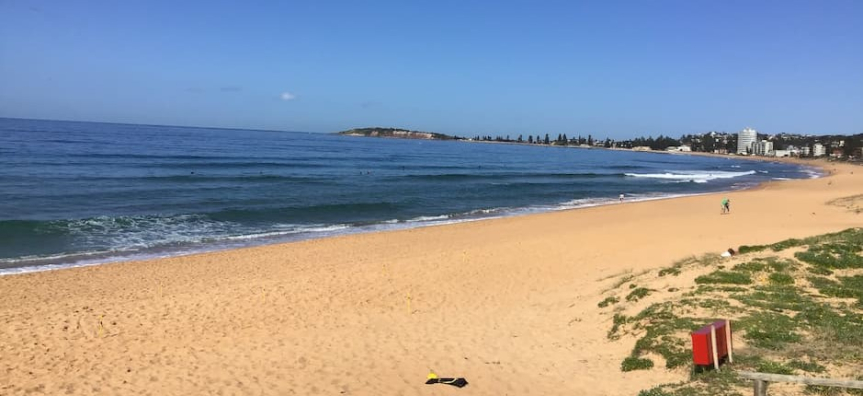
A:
337,127,457,140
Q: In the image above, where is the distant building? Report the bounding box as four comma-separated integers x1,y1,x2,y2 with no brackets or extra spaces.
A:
754,140,773,156
737,127,757,154
813,143,826,157
773,149,791,157
801,146,811,156
632,146,652,151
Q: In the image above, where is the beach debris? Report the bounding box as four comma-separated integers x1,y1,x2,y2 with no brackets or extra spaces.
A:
426,371,468,388
720,248,736,258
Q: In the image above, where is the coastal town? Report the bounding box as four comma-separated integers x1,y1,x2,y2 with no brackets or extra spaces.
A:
342,126,863,161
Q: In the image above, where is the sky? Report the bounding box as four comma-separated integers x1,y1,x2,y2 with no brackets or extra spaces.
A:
1,0,861,139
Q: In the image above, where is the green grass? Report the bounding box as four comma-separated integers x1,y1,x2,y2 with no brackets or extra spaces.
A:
795,243,863,270
608,228,863,395
787,359,826,373
805,384,863,395
769,272,795,285
738,245,768,254
756,360,794,375
735,312,802,349
807,266,834,276
769,238,805,252
607,313,628,340
695,271,752,285
732,257,797,274
732,261,768,273
627,287,652,302
763,257,799,272
689,285,749,294
733,285,816,312
621,302,706,369
598,296,619,308
621,356,654,371
611,274,636,290
808,276,863,301
796,303,863,347
637,370,746,396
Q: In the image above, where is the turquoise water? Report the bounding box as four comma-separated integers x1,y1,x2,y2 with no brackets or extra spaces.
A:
0,118,818,273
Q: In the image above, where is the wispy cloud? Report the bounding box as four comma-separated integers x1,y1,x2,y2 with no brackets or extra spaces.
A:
280,92,296,101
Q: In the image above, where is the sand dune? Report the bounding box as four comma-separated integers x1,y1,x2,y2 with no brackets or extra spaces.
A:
1,159,860,396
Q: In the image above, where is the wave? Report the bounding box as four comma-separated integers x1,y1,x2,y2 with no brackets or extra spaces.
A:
131,174,326,183
624,170,756,182
0,188,738,276
402,172,613,181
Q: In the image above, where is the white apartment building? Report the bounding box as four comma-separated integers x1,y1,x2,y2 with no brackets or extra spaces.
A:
737,127,757,154
813,143,826,157
754,140,773,156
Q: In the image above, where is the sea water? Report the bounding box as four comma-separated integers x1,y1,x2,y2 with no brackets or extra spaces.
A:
0,118,818,274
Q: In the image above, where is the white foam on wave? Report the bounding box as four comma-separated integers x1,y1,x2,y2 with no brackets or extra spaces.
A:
220,224,351,241
625,170,756,182
801,168,822,179
405,215,450,223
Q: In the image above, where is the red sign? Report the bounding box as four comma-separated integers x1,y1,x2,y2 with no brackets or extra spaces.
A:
691,320,731,366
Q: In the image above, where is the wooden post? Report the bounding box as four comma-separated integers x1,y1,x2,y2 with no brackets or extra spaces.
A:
710,324,720,371
725,319,733,363
738,371,863,389
753,379,768,396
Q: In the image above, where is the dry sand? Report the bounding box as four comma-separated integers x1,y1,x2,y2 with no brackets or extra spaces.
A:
1,159,861,396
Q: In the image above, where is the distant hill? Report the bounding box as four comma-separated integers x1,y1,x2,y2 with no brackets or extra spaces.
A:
336,127,457,140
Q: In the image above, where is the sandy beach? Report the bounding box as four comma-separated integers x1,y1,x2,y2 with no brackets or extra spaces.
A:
1,159,861,396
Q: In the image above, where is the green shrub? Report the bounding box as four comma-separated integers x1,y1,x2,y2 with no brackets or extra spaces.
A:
787,359,826,373
738,245,768,254
769,238,804,251
795,243,863,269
598,296,619,308
764,257,798,272
757,360,794,375
608,313,628,340
808,276,863,299
621,356,654,371
695,271,752,285
736,312,802,349
807,266,833,276
733,261,767,273
627,287,652,302
733,286,816,312
769,272,795,285
637,387,673,396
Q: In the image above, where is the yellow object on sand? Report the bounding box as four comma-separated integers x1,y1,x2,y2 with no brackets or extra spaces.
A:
427,372,438,380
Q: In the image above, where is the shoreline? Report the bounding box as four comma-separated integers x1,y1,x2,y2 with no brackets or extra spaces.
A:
0,192,701,276
0,158,820,276
2,159,860,395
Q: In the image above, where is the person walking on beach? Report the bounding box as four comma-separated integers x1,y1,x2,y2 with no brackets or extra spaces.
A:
721,198,730,214
619,193,625,202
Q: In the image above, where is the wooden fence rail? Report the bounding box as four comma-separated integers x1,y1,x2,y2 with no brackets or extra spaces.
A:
738,371,863,396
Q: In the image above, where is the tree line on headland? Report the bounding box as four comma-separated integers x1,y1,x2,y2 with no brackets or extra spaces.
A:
338,127,863,160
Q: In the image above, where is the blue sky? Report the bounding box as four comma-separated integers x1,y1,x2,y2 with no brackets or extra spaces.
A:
1,0,861,138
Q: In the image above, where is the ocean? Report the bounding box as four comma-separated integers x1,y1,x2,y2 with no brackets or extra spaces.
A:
0,118,818,274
